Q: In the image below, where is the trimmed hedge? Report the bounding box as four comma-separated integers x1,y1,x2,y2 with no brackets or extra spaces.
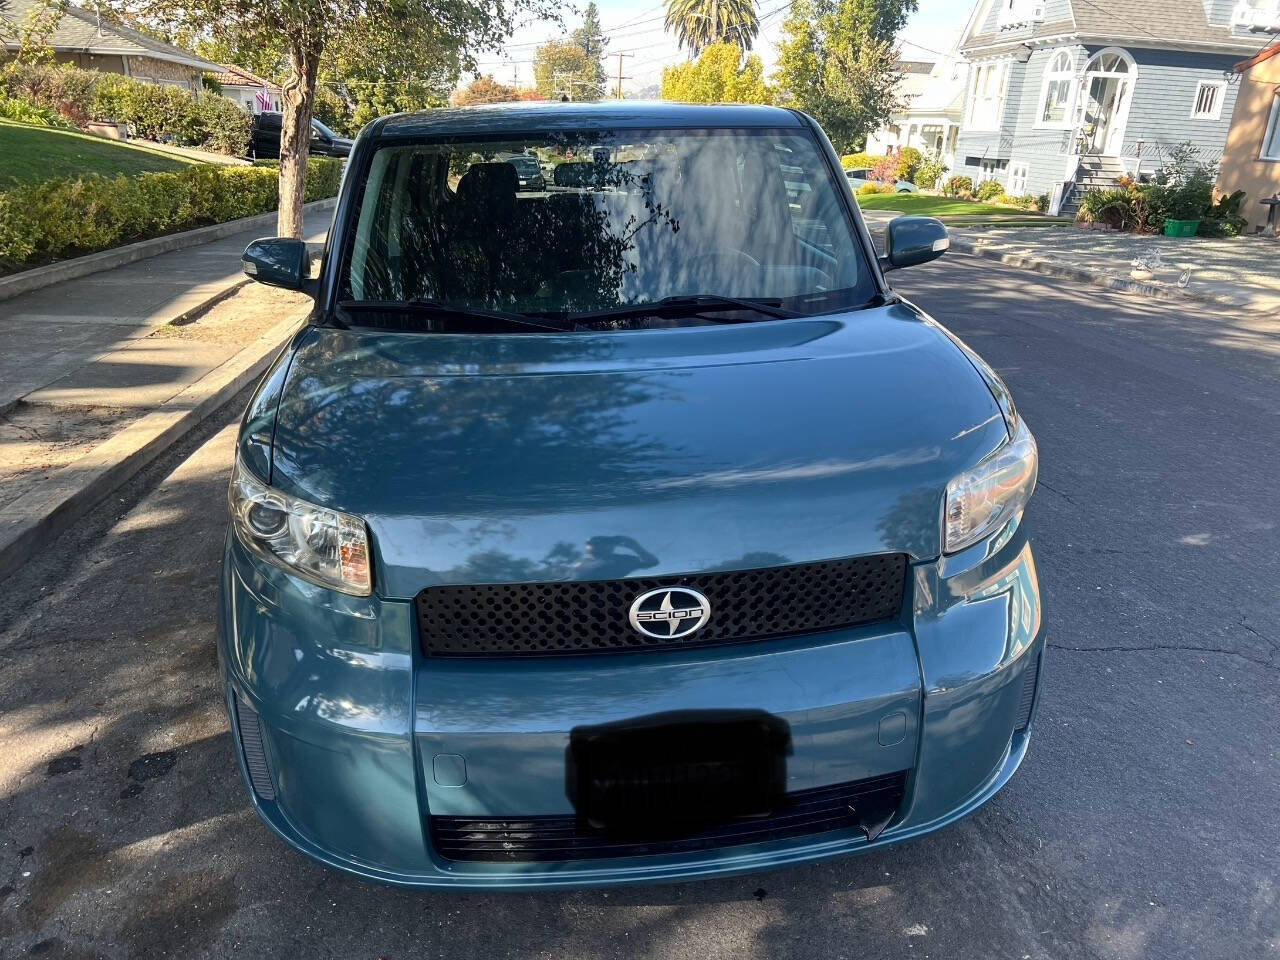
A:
840,152,887,170
0,157,343,273
3,63,251,155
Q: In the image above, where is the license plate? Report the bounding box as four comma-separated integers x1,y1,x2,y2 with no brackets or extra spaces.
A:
567,710,791,839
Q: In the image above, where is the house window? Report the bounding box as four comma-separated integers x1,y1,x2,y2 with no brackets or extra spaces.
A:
997,0,1046,30
1037,50,1075,127
967,61,1009,130
1263,93,1280,161
1007,161,1029,195
1191,80,1226,120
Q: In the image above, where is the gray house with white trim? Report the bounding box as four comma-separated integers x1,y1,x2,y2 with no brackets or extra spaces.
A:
952,0,1266,212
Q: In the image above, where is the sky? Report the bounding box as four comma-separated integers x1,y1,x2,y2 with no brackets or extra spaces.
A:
470,0,976,94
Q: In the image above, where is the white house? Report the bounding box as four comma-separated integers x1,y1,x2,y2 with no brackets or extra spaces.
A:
867,53,969,172
210,64,282,114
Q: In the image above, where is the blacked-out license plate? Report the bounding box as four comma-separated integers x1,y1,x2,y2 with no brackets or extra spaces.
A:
567,709,791,839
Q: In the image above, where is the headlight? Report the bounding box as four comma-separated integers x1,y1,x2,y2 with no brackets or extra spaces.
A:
229,458,372,595
944,419,1038,554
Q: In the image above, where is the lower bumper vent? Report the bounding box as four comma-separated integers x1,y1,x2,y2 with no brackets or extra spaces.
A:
234,694,276,801
430,772,908,863
1014,655,1039,731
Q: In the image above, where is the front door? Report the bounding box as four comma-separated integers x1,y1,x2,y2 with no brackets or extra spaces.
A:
1082,74,1131,156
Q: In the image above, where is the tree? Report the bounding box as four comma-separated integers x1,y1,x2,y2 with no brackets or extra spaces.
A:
532,38,601,101
663,0,759,58
660,43,771,104
452,74,519,106
774,0,913,153
0,0,66,66
570,1,608,94
122,0,551,238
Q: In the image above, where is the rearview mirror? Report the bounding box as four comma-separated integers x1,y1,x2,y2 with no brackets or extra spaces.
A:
881,216,949,271
242,237,312,293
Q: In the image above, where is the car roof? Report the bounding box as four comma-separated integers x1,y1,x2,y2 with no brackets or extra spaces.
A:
373,101,806,139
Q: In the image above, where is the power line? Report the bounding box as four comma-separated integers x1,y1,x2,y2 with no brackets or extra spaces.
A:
495,10,671,52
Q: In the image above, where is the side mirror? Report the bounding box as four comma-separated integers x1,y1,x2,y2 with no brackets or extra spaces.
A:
881,216,949,271
242,237,313,293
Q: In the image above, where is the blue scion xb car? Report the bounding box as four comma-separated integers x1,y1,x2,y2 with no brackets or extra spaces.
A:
221,102,1043,889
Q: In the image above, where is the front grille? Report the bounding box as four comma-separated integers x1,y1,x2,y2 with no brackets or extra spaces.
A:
416,553,908,657
430,772,908,862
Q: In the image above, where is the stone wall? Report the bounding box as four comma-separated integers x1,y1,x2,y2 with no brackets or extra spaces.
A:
124,55,201,92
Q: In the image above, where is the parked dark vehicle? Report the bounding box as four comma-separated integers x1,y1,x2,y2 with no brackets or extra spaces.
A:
248,112,353,160
229,102,1041,890
506,153,546,191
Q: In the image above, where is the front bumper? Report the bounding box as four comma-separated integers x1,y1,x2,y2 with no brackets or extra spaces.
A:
218,520,1043,889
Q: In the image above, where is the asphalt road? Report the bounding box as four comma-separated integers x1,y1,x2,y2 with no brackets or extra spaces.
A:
1,254,1277,960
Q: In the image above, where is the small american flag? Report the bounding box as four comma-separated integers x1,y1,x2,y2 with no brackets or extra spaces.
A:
256,87,273,112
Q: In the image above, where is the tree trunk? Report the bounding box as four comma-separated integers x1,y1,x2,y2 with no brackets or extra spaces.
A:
277,45,322,239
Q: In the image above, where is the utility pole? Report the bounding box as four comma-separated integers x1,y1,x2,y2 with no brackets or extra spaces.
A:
614,52,632,99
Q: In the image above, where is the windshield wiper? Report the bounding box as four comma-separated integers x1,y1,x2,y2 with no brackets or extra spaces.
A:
337,299,575,333
568,294,800,324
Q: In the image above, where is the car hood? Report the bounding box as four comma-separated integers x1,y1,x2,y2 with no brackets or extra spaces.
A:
268,304,1008,599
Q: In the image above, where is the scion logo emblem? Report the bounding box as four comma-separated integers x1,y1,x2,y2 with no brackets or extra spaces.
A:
628,587,711,640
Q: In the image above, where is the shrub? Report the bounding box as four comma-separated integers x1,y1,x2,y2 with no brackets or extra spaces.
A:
1166,167,1214,220
92,74,252,155
894,146,922,184
1077,184,1166,233
869,156,897,184
915,156,947,190
841,152,887,170
1,63,98,126
1200,189,1247,237
975,179,1005,202
1035,193,1049,213
857,181,882,195
1,63,251,155
1003,193,1040,211
0,157,343,272
942,174,972,197
0,95,76,129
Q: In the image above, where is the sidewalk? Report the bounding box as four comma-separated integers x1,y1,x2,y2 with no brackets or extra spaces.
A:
860,208,1280,312
0,208,331,580
0,206,331,415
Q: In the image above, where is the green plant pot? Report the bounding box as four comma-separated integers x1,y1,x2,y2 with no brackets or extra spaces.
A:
1163,218,1200,237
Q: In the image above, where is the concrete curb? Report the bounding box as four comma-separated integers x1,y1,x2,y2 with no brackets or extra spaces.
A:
947,237,1258,312
0,312,304,583
0,197,336,304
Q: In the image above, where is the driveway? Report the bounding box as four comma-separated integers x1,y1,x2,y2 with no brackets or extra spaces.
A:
1,254,1277,959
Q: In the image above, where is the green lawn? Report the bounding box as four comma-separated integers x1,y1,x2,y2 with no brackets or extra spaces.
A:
0,120,195,189
854,193,1033,218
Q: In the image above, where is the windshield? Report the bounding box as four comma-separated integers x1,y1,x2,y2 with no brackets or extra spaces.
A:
312,118,338,139
339,127,877,326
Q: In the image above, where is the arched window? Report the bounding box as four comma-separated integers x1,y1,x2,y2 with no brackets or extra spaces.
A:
1038,50,1075,127
1089,52,1130,73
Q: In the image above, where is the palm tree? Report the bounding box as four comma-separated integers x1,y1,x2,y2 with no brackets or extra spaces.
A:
664,0,760,58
